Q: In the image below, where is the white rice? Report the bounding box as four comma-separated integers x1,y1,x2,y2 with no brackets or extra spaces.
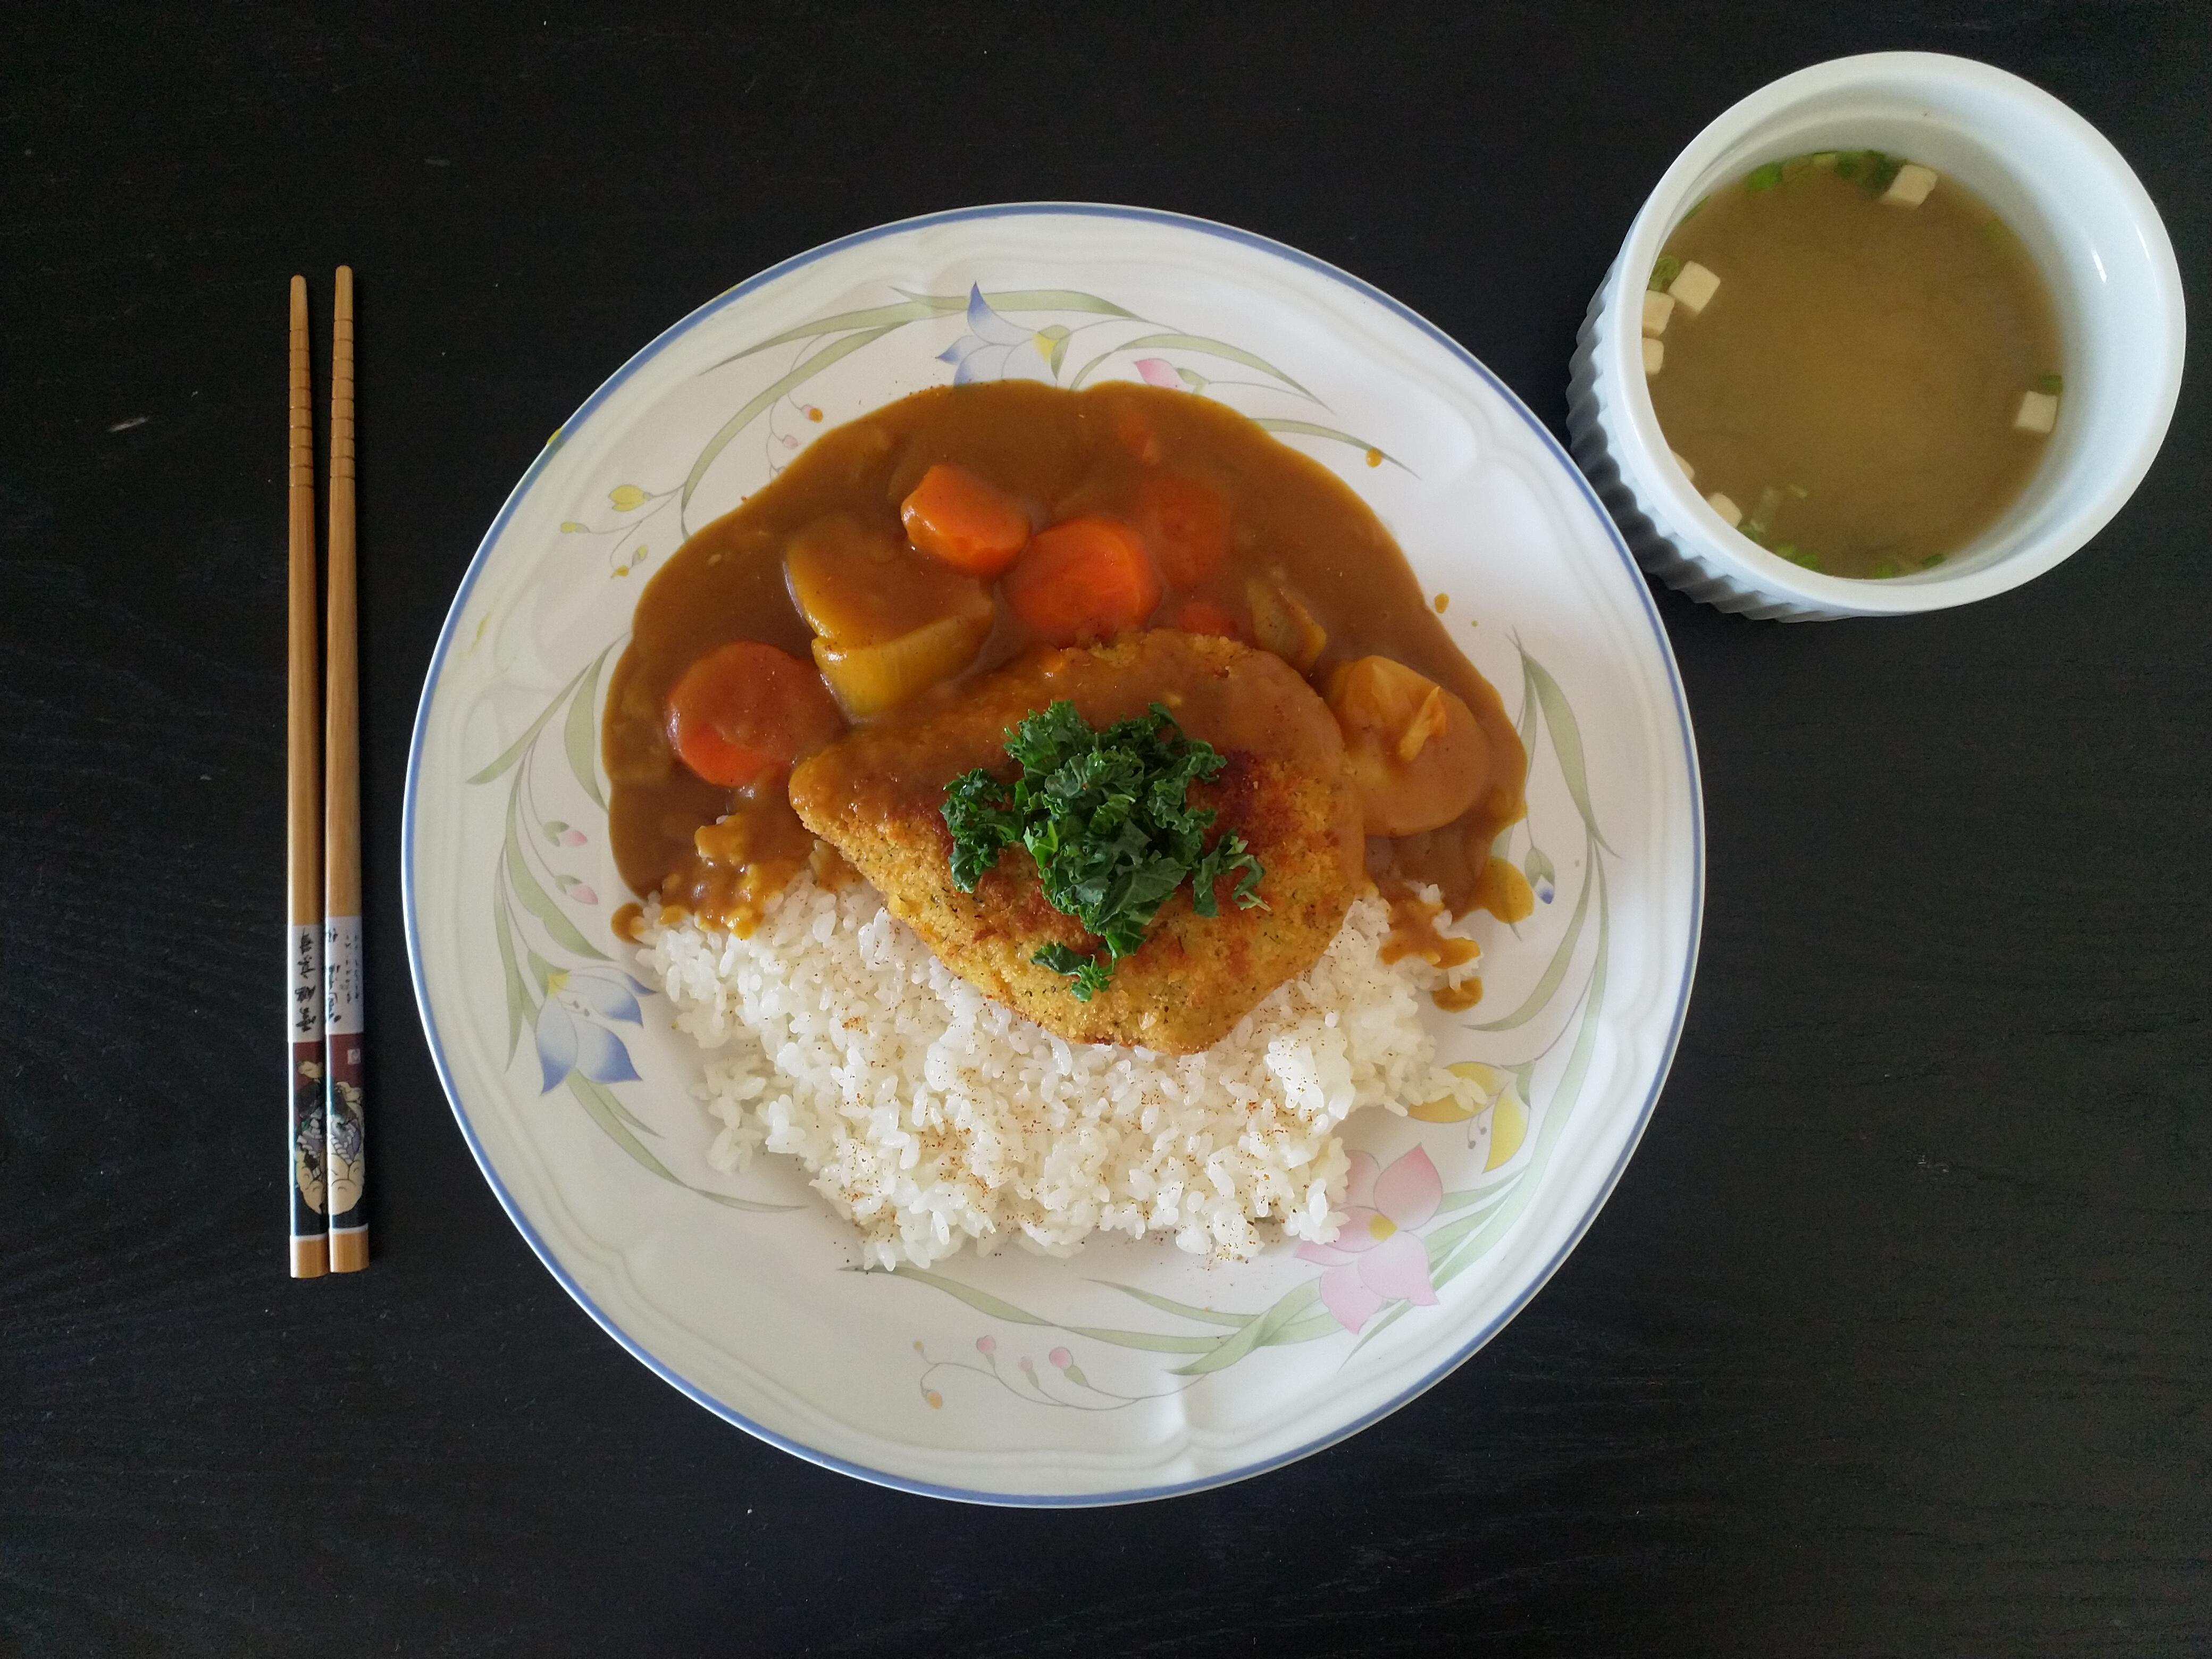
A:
635,874,1482,1270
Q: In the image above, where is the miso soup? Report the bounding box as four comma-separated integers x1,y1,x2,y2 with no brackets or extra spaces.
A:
1644,152,2063,579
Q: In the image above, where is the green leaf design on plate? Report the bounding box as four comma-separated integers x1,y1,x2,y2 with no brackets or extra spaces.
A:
566,1074,680,1182
1061,1362,1090,1388
708,289,1139,372
493,886,531,1059
1527,652,1611,851
875,1263,1056,1326
1070,332,1313,397
504,805,606,960
710,297,963,367
682,324,902,512
583,1067,659,1137
976,289,1142,319
1059,1327,1228,1355
1471,831,1591,1032
523,943,556,994
1431,1183,1515,1219
1522,843,1556,890
568,1074,797,1208
1039,324,1071,379
1346,1297,1413,1356
467,663,588,785
1547,856,1611,1124
563,648,608,810
475,650,798,1216
1249,418,1406,471
1095,1280,1255,1329
1273,1311,1347,1345
1427,1228,1493,1297
1488,655,1545,869
878,1269,1235,1352
1420,1195,1511,1267
1432,864,1608,1297
1170,1283,1321,1376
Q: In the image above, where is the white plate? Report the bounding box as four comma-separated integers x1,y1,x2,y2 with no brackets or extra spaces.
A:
405,205,1703,1504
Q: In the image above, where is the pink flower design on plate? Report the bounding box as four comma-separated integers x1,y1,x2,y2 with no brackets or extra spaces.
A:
1296,1145,1442,1334
1133,357,1182,389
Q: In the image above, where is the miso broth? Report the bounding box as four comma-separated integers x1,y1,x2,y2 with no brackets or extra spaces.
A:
1644,152,2063,579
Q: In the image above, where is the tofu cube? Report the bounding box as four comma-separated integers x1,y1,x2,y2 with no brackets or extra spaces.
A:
1670,450,1696,483
1669,260,1720,316
1706,491,1743,528
2014,390,2059,434
1642,336,1664,376
1882,163,1939,207
1642,290,1677,337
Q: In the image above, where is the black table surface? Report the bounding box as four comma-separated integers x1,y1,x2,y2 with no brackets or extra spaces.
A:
5,3,2207,1653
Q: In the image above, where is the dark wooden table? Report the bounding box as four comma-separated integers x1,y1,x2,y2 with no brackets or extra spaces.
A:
5,4,2206,1653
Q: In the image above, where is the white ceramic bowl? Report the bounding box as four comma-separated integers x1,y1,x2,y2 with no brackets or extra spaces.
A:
1566,52,2185,621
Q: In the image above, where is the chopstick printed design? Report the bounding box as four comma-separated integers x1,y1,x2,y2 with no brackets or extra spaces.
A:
285,276,328,1279
323,266,369,1273
284,267,368,1277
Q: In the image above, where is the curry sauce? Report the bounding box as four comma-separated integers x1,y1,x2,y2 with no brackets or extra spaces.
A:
605,381,1526,936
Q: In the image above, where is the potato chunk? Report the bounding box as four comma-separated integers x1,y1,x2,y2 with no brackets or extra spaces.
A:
785,511,992,646
1325,656,1488,837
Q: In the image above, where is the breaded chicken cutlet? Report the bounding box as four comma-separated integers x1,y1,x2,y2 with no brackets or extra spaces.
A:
789,631,1364,1053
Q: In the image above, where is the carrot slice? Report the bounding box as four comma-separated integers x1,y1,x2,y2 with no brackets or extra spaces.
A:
1004,517,1163,644
1171,597,1244,640
1139,473,1231,586
665,641,844,787
900,464,1032,577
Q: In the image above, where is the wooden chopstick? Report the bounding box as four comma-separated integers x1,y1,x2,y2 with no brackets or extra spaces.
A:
286,275,328,1279
323,265,370,1273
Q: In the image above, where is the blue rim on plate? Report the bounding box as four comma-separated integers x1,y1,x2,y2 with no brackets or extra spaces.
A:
403,202,1705,1505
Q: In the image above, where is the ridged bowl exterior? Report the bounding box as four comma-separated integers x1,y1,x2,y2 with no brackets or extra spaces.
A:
1566,273,1844,623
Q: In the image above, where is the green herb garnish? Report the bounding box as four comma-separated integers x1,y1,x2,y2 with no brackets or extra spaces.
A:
1745,161,1784,194
942,700,1267,1001
1649,254,1682,292
1827,149,1906,194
